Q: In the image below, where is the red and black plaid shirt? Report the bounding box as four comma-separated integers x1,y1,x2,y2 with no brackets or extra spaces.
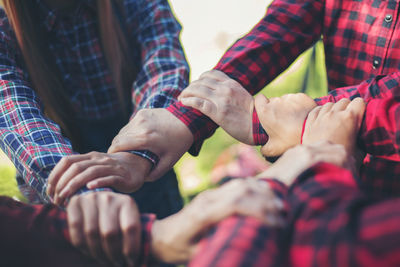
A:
167,0,400,153
190,163,400,267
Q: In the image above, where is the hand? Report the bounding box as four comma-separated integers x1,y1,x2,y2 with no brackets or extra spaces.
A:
150,178,285,264
178,70,255,144
257,141,353,186
255,93,317,157
108,108,193,182
302,98,366,153
67,192,141,267
47,151,151,206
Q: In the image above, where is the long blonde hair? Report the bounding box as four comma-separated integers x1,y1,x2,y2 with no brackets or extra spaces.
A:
2,0,134,151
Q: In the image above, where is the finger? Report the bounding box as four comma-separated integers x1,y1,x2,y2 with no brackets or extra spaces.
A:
99,197,123,266
81,194,106,263
179,78,219,100
346,97,366,124
67,196,87,255
47,154,92,198
120,200,141,267
109,134,147,154
180,97,217,118
319,102,334,114
332,98,350,111
305,105,322,122
86,176,123,190
260,139,286,157
57,165,117,205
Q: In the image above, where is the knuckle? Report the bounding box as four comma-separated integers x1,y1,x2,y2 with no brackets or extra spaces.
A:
60,156,72,166
86,192,98,202
199,70,212,79
223,79,239,89
88,151,101,159
70,162,83,173
86,166,100,176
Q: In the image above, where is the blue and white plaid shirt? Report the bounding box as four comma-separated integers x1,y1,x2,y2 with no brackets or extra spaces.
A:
0,0,189,203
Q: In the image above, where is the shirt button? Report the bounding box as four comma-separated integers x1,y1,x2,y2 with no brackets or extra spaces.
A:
373,59,380,69
385,14,393,23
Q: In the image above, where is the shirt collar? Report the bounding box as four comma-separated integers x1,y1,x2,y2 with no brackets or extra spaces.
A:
35,0,97,32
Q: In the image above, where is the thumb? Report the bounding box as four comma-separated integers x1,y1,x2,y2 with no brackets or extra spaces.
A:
260,138,285,157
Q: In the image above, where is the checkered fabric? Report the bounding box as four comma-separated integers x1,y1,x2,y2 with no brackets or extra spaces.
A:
189,163,400,267
0,0,189,202
251,72,400,197
167,0,400,152
0,196,155,267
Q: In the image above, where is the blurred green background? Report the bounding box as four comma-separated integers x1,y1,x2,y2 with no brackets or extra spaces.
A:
0,1,328,202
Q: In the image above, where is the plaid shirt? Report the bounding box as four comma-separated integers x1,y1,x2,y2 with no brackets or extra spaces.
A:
254,72,400,198
0,0,189,203
167,0,400,154
0,196,155,267
190,163,400,267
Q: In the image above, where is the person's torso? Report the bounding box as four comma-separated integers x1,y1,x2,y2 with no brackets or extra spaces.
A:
34,0,141,120
323,0,400,90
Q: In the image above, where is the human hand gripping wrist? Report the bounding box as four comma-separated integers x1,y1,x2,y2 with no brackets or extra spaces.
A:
47,151,151,206
108,108,193,182
149,178,285,264
178,70,255,145
255,92,317,157
258,98,366,186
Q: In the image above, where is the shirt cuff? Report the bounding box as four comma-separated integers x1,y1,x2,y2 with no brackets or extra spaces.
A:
166,102,218,156
252,108,269,145
138,214,157,267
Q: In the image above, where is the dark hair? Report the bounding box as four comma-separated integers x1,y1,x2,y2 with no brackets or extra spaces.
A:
2,0,134,151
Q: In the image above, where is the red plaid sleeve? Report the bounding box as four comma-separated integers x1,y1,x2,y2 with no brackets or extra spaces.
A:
167,0,324,155
254,72,400,145
287,162,400,267
0,196,156,267
253,72,400,196
189,179,288,267
190,163,400,267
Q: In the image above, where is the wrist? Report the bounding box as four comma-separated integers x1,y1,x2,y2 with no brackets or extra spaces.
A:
118,151,152,176
150,214,189,264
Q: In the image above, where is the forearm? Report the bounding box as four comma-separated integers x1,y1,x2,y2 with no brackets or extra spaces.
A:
130,0,189,111
187,179,288,267
0,79,74,202
169,0,324,154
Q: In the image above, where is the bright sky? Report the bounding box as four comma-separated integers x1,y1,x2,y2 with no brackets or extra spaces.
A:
169,0,272,80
